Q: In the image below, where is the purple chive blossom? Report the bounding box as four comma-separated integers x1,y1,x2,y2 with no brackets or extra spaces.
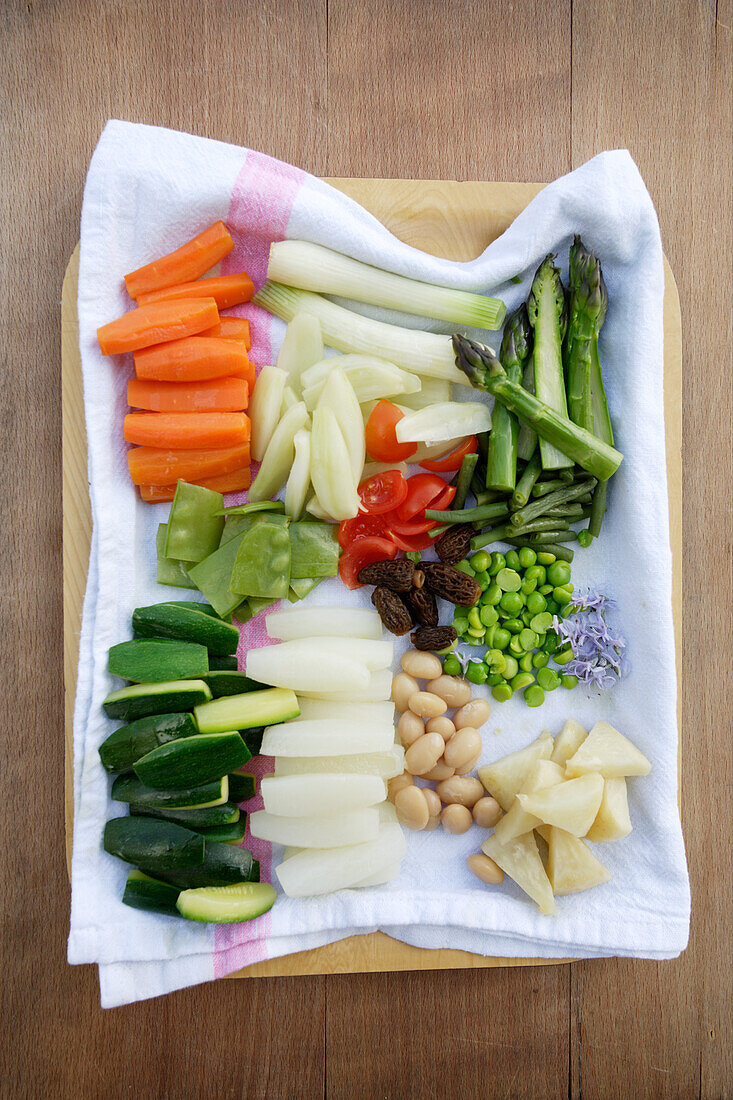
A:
552,588,627,694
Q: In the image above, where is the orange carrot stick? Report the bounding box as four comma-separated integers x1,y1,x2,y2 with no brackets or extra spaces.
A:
127,444,251,486
127,376,249,413
124,221,234,300
137,273,255,310
134,336,249,382
202,316,251,349
124,411,251,450
97,299,219,356
139,467,252,503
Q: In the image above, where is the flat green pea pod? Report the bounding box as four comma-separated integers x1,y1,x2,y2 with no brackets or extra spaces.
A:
230,521,291,599
156,524,197,590
288,522,340,579
164,482,224,562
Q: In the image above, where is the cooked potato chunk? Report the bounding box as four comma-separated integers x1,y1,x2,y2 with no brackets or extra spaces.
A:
517,774,604,837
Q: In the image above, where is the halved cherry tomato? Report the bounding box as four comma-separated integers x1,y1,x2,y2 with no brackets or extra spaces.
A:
425,484,457,513
387,528,440,552
364,400,417,463
385,512,435,536
396,473,448,522
420,435,477,473
338,513,387,549
338,536,398,589
358,470,408,515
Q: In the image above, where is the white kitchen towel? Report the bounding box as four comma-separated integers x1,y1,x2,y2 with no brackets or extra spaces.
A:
70,120,689,1008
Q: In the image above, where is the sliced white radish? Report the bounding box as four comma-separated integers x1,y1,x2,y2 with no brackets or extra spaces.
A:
294,697,394,723
250,808,379,848
275,747,404,779
275,824,407,897
261,773,386,817
262,719,394,757
266,605,383,641
297,668,392,703
249,365,287,461
246,643,369,694
395,401,492,444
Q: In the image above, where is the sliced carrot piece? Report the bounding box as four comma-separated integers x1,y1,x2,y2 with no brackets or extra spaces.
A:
124,221,234,300
139,467,252,503
231,356,256,394
97,299,219,356
127,444,251,486
128,376,249,413
134,336,249,382
137,273,255,310
124,411,251,450
202,316,251,349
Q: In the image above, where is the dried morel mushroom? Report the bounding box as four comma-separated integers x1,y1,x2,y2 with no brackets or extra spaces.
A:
371,587,413,636
357,558,415,592
422,562,481,606
411,625,458,651
434,525,475,565
406,587,439,627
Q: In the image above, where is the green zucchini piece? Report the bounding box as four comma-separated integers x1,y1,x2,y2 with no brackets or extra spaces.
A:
107,639,209,683
240,727,264,756
112,772,228,809
103,817,204,871
134,732,251,790
164,482,225,562
156,524,197,589
187,532,249,618
132,603,239,656
288,522,340,579
203,671,266,697
146,840,256,889
249,860,260,882
130,802,240,827
176,882,276,923
190,817,248,845
194,688,299,734
122,871,181,915
227,772,256,802
103,679,212,721
208,654,239,672
165,601,228,620
99,712,198,773
230,521,291,599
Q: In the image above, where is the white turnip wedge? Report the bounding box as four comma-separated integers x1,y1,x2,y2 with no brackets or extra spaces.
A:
276,823,407,897
310,404,361,520
316,367,365,485
284,428,312,519
261,719,394,757
261,773,386,818
301,355,421,408
266,605,383,641
246,642,370,694
296,668,392,702
250,808,379,848
294,697,394,724
275,746,404,779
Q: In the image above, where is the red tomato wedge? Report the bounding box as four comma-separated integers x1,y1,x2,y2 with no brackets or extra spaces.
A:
396,473,448,521
358,470,408,515
388,528,440,552
426,484,457,512
338,536,398,589
420,435,477,472
364,400,417,462
338,513,388,549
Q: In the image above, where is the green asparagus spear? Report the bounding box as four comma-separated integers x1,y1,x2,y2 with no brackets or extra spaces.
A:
485,304,533,492
512,451,543,508
586,245,613,539
452,335,623,482
452,452,479,510
510,479,597,528
564,236,608,432
527,255,570,470
516,363,538,461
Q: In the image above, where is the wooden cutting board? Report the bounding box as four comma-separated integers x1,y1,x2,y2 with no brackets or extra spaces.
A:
62,179,682,979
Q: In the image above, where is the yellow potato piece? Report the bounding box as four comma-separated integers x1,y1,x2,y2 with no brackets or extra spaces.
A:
482,831,556,915
517,774,604,837
477,731,553,812
546,826,612,895
565,721,651,779
585,777,632,842
550,719,587,767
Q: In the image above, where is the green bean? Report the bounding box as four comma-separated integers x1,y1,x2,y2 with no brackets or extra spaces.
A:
452,452,479,510
558,468,576,483
476,489,509,507
511,451,542,508
510,479,597,529
589,479,609,538
425,502,510,525
541,503,586,519
505,539,575,562
470,516,569,551
531,478,568,497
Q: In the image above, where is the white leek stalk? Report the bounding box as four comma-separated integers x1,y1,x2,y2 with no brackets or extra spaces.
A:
254,282,472,386
249,401,309,502
267,240,505,329
276,311,323,395
310,406,361,519
316,367,365,484
284,428,311,519
249,365,287,462
395,401,492,444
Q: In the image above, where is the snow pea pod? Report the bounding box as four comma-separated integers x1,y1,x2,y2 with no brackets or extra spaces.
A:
164,482,224,562
230,521,291,599
156,524,197,589
288,522,340,579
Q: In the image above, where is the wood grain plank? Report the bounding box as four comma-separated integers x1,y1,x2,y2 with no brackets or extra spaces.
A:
571,2,733,1097
0,2,327,1098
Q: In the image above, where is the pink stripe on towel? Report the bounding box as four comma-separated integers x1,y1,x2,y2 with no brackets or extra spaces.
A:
212,151,304,976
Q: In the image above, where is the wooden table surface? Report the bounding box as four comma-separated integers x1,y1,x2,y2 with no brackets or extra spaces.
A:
1,2,731,1096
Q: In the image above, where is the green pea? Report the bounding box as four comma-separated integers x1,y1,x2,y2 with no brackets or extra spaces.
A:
505,549,521,570
455,560,475,575
543,630,560,654
564,582,574,593
537,551,557,565
487,672,505,686
536,666,560,691
511,672,535,692
497,568,522,592
475,570,491,589
466,626,486,640
545,598,559,616
557,604,573,619
492,682,513,702
547,561,571,587
501,655,519,680
519,628,539,651
503,618,523,635
553,585,573,604
452,616,469,634
493,627,511,650
486,649,506,673
470,550,491,572
524,565,546,585
520,576,538,596
534,632,546,648
466,661,488,685
532,652,549,668
442,654,462,676
508,635,525,657
578,529,594,548
539,583,554,596
519,653,534,672
524,684,545,707
499,591,523,616
561,673,578,689
525,594,545,618
530,611,554,633
553,645,574,665
468,607,482,630
484,624,497,648
518,546,537,568
479,604,498,628
488,551,506,575
485,582,503,605
479,590,495,606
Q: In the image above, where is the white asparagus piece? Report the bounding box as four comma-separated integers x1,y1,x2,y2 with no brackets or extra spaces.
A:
266,605,383,641
250,808,379,848
275,824,407,897
261,774,386,818
262,719,394,757
246,643,370,694
274,746,404,779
